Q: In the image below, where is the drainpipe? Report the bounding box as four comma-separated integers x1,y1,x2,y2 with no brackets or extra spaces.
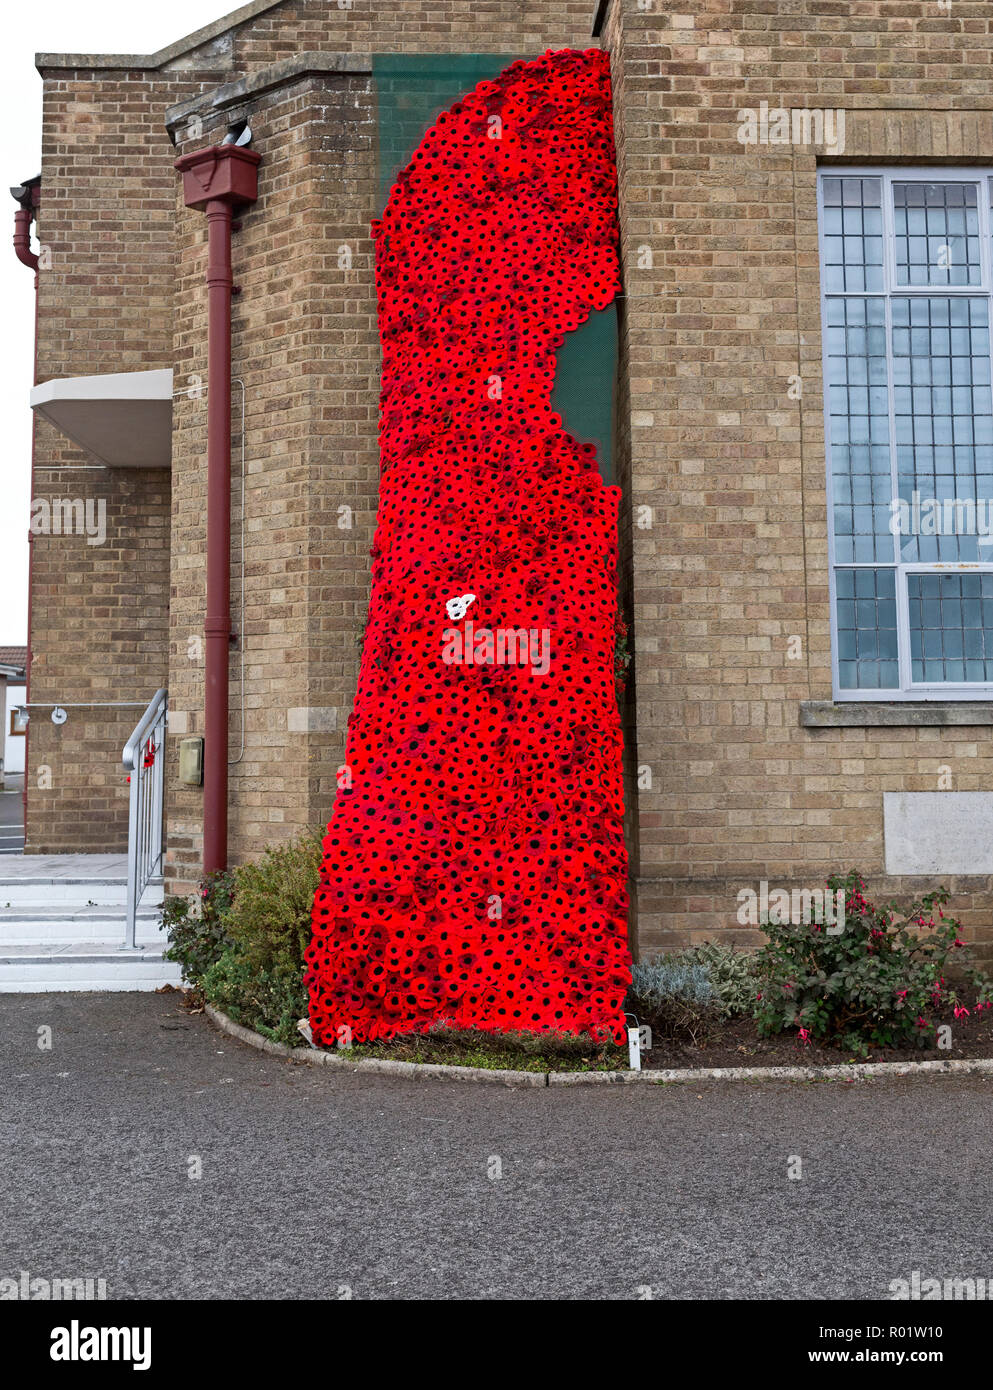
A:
12,182,40,272
11,175,41,832
174,142,260,875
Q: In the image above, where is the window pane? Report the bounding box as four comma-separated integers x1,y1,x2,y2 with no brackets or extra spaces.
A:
909,572,993,683
835,567,899,688
893,297,993,562
822,177,884,292
821,172,993,695
893,181,981,287
826,297,893,562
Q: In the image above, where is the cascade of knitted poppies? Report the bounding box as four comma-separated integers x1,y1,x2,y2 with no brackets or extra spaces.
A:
306,49,630,1044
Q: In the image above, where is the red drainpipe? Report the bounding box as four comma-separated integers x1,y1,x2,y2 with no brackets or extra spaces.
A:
11,176,41,833
174,144,260,875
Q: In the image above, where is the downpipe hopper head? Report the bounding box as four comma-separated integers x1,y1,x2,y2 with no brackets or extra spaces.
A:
174,142,260,213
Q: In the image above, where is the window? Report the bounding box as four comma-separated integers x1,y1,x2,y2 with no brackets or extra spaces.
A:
818,168,993,699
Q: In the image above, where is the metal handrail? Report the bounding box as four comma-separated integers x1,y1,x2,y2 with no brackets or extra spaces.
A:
122,688,168,949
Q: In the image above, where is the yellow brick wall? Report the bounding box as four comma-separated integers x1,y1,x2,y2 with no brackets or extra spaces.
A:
29,0,993,960
601,0,993,957
27,67,222,851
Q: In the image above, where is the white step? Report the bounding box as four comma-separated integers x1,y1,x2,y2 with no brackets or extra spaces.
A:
0,879,163,908
0,906,166,946
0,857,175,991
0,943,183,992
0,882,129,906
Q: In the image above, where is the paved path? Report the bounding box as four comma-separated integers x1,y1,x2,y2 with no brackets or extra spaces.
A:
1,992,991,1300
0,852,128,878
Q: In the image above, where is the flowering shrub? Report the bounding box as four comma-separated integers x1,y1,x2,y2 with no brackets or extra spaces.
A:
752,871,993,1056
163,870,235,986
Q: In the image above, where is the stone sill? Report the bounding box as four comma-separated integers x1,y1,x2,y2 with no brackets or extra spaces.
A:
801,701,993,728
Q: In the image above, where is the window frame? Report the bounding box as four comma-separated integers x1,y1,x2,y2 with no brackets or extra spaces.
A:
817,165,993,701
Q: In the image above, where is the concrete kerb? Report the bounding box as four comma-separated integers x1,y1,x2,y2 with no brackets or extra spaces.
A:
204,1004,993,1088
205,1004,547,1085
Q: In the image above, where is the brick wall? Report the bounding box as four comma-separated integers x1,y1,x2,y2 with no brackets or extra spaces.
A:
600,0,993,957
160,0,612,892
166,71,381,888
30,0,993,960
27,66,222,851
228,0,597,66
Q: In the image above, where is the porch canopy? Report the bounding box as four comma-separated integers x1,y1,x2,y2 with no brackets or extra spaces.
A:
30,368,173,467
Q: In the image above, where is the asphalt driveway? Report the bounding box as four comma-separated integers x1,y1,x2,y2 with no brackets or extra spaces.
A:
1,991,991,1300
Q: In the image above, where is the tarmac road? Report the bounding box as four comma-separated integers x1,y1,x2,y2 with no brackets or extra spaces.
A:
0,990,991,1301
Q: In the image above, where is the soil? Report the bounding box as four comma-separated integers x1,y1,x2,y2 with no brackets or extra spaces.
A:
328,1004,993,1073
641,1005,993,1071
186,986,993,1073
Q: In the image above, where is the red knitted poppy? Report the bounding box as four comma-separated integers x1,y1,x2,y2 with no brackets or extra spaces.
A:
306,48,631,1044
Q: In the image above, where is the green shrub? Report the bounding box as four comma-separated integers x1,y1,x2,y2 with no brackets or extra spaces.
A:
161,832,323,1048
683,940,756,1018
201,944,309,1048
626,941,756,1044
221,833,321,985
212,831,322,1045
752,870,993,1056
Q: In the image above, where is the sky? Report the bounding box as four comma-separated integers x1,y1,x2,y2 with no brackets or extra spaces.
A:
1,2,242,644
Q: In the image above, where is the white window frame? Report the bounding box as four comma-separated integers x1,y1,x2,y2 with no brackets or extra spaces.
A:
818,165,993,701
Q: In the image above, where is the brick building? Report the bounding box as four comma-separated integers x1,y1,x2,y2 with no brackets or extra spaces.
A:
14,0,993,963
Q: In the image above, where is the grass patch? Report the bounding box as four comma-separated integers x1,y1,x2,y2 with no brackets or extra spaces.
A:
339,1025,627,1072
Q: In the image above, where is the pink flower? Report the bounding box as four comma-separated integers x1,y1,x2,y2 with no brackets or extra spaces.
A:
954,1005,970,1020
797,1027,811,1046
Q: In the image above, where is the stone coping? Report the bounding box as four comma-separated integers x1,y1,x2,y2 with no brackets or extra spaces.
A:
165,52,374,133
36,0,286,72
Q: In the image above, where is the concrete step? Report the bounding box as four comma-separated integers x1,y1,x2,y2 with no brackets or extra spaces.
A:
0,943,183,992
0,857,176,991
0,905,166,947
0,879,164,908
